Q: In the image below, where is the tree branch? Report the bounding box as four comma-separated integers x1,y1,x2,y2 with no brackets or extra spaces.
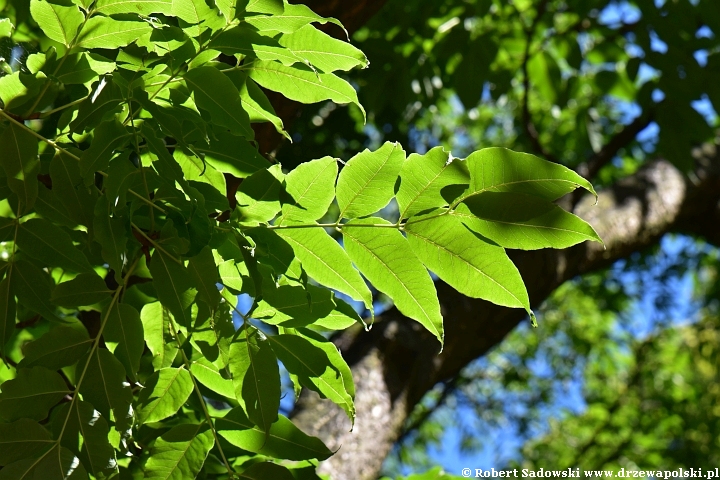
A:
577,107,656,181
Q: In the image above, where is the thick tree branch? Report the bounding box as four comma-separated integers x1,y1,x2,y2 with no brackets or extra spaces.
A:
577,107,656,181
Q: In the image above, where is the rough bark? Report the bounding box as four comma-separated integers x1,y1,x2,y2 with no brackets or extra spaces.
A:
290,141,720,480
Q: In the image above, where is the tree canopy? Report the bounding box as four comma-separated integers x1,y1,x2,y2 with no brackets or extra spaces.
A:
1,0,719,479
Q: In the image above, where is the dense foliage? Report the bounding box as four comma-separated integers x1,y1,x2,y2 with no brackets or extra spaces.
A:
0,0,604,478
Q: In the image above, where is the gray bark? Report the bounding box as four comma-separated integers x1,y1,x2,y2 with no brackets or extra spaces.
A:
291,141,720,480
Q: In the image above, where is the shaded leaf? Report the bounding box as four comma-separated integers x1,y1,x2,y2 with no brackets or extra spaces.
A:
147,249,197,329
216,408,333,461
0,366,69,422
0,121,39,212
229,327,280,433
52,400,117,478
0,418,53,467
19,322,91,370
456,192,602,250
51,272,112,307
17,218,94,273
140,302,179,370
184,67,253,138
77,348,133,422
104,302,144,380
268,333,354,421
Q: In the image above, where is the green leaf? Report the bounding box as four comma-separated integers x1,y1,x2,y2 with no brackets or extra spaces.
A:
104,302,143,380
227,71,289,138
136,367,194,425
0,445,87,480
13,260,64,324
94,196,128,281
216,408,333,461
77,348,133,422
17,218,94,273
296,327,354,398
455,192,602,250
104,154,142,211
190,357,234,398
53,52,116,85
218,259,248,293
343,217,443,343
95,0,174,16
0,275,16,358
50,151,95,229
76,17,153,49
253,283,335,327
184,67,253,139
279,25,368,72
249,60,364,118
147,249,197,329
79,120,131,180
172,0,219,30
52,400,117,478
71,79,123,133
29,0,84,47
235,164,284,223
194,132,268,179
457,147,597,204
244,3,343,34
0,366,69,422
144,423,214,480
0,19,13,38
0,418,53,467
190,298,235,368
188,246,221,309
35,185,77,228
336,141,405,218
268,333,354,421
397,146,470,220
278,156,337,224
311,297,361,330
239,462,295,480
141,302,179,369
51,272,112,307
229,327,280,433
0,121,39,212
18,322,91,370
405,212,532,314
275,228,372,311
209,25,302,66
245,0,283,15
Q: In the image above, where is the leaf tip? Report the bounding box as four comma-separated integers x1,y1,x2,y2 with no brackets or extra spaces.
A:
530,311,538,328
